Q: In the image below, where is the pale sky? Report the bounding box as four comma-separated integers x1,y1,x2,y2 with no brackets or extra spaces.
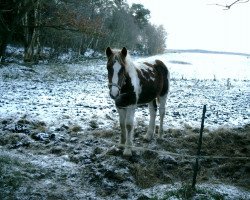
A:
127,0,250,53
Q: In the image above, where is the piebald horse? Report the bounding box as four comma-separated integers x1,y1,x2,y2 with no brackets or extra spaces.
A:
106,47,170,156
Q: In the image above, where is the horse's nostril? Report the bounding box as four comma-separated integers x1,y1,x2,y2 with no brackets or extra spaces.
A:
110,92,116,99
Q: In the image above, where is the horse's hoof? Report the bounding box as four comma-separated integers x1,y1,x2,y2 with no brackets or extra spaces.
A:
123,148,132,156
118,143,125,150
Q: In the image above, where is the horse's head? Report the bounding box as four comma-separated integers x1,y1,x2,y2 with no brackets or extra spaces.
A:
106,47,127,99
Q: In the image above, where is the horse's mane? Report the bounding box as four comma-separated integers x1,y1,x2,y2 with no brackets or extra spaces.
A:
114,49,140,99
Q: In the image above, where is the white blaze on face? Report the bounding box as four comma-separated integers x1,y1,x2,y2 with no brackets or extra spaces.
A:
110,61,122,98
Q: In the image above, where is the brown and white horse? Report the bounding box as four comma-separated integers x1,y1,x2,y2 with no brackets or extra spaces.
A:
106,47,170,156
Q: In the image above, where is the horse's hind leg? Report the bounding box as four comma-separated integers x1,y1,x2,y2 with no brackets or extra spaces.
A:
143,99,157,141
158,95,167,138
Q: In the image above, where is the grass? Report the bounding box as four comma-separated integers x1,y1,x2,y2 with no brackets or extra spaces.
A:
131,124,250,195
17,118,47,133
70,125,82,133
0,152,74,199
0,156,26,189
39,63,95,82
0,154,43,199
89,119,99,129
132,163,161,188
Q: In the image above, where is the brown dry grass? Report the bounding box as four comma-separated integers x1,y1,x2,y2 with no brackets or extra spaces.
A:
132,124,250,189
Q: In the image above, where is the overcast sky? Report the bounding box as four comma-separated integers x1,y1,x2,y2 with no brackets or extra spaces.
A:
127,0,250,53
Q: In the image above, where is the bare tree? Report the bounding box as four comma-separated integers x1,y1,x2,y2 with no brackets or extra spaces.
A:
23,0,41,63
209,0,249,10
0,0,38,62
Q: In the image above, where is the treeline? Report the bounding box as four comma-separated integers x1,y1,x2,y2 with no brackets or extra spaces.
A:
0,0,167,63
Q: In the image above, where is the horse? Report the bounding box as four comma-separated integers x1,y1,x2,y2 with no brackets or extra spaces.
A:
105,47,170,156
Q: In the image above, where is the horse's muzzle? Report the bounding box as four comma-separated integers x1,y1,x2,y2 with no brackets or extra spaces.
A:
110,89,120,99
109,83,120,99
109,92,117,99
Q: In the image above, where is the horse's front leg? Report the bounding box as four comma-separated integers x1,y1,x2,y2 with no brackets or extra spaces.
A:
123,106,136,156
117,108,127,145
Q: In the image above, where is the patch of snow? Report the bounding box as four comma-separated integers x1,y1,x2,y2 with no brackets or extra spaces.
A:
84,48,95,57
198,183,250,200
138,182,250,199
58,49,75,62
139,52,250,80
84,48,102,58
6,45,24,55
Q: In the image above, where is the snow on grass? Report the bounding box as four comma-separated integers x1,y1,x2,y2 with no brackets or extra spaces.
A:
139,51,250,80
0,52,249,131
139,183,250,200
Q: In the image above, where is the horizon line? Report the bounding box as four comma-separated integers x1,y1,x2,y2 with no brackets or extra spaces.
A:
166,49,250,57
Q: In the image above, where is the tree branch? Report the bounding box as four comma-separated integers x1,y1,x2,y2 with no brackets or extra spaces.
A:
209,0,249,10
20,24,105,37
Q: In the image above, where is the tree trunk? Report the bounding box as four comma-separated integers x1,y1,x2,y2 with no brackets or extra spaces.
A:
23,0,41,64
0,32,9,63
0,3,12,62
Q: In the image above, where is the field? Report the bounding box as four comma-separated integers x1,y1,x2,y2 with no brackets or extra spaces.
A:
0,50,249,199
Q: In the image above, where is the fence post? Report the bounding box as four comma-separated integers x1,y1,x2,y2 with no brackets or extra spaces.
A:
192,105,206,189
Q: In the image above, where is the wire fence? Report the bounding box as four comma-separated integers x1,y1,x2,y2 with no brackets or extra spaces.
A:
102,138,250,161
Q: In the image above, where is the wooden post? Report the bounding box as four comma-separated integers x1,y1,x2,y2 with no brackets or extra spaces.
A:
192,105,206,189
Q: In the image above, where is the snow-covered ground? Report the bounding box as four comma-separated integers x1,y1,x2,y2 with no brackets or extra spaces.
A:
0,51,249,131
0,51,249,199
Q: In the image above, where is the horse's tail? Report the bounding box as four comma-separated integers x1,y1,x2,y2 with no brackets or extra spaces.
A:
155,60,170,97
155,60,169,72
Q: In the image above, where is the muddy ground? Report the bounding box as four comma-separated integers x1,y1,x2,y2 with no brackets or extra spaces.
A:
0,118,249,199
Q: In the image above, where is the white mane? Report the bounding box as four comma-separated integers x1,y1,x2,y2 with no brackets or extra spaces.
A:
123,52,141,102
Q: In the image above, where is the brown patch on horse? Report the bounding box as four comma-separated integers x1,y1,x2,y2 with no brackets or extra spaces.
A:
115,73,137,107
137,60,169,104
136,69,160,104
123,59,166,104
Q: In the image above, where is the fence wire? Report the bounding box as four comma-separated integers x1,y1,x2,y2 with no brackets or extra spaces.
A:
103,139,250,160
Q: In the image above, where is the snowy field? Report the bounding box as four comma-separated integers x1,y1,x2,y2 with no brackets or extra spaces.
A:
0,51,249,131
0,50,250,199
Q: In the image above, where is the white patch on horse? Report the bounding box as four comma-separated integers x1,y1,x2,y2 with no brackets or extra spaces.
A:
136,62,155,82
124,56,142,102
111,61,121,98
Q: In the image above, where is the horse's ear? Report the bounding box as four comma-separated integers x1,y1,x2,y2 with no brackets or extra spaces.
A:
121,47,127,57
106,47,113,58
